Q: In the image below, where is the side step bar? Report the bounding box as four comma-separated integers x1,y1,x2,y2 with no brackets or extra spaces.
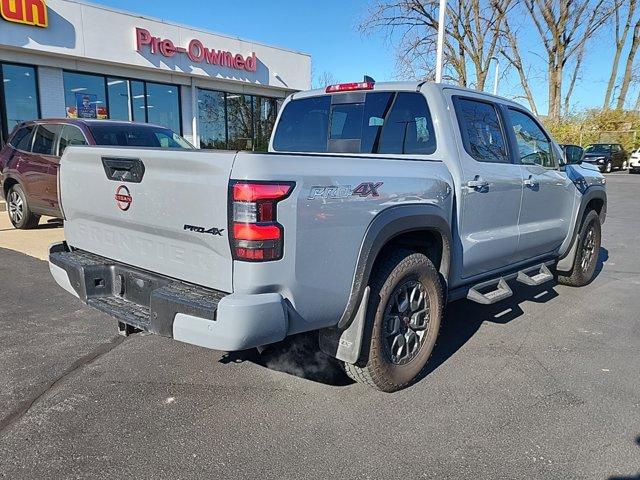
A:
516,264,554,287
466,263,554,305
467,278,513,305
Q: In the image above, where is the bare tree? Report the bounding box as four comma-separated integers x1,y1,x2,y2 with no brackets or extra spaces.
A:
313,71,338,89
564,41,587,115
522,0,615,120
604,0,637,109
501,17,539,115
360,0,514,90
616,18,640,109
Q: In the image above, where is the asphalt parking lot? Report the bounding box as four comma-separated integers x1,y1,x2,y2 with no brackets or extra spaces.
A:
0,172,639,479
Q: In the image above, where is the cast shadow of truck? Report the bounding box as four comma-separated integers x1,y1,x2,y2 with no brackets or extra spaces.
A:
221,247,609,389
608,436,640,480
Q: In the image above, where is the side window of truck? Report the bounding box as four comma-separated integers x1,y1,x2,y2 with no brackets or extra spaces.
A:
506,109,556,168
377,93,436,155
454,97,509,164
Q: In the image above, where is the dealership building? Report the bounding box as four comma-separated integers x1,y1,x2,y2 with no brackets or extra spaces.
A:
0,0,311,149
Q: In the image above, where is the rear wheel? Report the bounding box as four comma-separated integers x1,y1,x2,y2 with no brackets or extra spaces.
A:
344,250,443,392
7,184,40,230
557,210,601,287
604,162,612,173
622,160,629,170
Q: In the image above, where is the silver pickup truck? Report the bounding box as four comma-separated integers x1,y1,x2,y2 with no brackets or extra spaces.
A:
49,81,607,392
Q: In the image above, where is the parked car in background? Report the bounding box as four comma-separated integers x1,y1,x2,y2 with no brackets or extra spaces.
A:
0,120,192,229
583,143,629,173
629,148,640,174
559,144,585,165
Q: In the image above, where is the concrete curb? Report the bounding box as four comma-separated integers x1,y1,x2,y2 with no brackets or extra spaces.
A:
0,200,5,212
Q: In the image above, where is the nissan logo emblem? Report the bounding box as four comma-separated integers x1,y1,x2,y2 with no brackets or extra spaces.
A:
115,185,133,211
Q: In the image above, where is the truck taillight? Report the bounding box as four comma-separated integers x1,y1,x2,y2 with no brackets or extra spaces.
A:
230,181,294,262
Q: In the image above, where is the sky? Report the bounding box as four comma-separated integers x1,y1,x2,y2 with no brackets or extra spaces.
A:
94,0,634,115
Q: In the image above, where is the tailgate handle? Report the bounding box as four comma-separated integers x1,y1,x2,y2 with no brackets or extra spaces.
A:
102,157,145,183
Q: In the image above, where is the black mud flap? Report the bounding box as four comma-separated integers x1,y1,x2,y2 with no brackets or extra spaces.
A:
319,287,370,364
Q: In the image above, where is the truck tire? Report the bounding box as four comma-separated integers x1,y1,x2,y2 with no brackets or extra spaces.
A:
344,250,443,392
557,210,601,287
7,184,40,230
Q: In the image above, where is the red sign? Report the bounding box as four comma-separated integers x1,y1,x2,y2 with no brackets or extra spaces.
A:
135,27,257,73
0,0,48,28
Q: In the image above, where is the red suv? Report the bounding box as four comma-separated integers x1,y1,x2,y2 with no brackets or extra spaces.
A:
0,119,192,229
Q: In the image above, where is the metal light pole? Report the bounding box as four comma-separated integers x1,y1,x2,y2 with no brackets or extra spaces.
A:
435,0,447,83
491,57,500,95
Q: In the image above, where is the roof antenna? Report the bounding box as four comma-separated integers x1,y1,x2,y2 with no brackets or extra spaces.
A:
364,75,376,83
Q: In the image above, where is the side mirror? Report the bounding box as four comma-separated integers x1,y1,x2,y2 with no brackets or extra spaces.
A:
563,146,584,165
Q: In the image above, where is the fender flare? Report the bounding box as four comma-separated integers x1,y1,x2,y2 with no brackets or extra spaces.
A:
320,204,452,362
557,186,607,272
338,204,452,330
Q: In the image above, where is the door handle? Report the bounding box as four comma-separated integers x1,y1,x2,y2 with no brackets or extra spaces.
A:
523,176,539,189
466,177,489,190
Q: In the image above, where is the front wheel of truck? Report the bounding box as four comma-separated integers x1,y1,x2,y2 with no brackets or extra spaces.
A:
344,250,443,392
557,210,602,287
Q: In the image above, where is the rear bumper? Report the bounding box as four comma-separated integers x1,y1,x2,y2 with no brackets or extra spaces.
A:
49,242,288,351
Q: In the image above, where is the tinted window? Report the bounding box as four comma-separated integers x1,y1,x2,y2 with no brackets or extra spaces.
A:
377,93,436,155
585,145,610,154
361,92,394,153
198,89,227,149
273,96,331,152
455,98,509,163
273,92,435,155
58,125,87,156
63,72,107,119
255,96,278,152
227,95,254,150
330,103,364,140
107,78,131,121
32,124,61,155
10,125,34,151
507,109,554,168
2,64,39,133
89,125,192,149
131,81,146,123
146,83,181,133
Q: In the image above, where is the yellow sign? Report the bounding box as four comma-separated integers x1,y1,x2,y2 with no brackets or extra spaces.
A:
0,0,48,28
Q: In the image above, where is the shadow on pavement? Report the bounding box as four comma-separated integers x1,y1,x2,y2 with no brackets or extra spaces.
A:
221,248,609,389
608,436,640,480
0,218,62,232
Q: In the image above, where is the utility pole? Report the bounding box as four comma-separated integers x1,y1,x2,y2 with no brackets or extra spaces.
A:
435,0,447,83
491,57,500,95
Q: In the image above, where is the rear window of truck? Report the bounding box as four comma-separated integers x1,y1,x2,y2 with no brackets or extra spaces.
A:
89,125,193,149
273,92,436,155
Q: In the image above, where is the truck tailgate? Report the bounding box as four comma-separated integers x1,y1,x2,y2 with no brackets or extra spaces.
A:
59,147,235,293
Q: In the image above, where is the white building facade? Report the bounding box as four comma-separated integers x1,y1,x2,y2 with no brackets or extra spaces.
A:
0,0,311,149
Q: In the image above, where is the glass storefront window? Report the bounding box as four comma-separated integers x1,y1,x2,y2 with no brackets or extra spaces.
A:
255,96,278,151
131,81,146,123
227,94,254,151
1,64,39,134
197,90,281,151
107,78,131,121
198,90,227,149
61,72,181,133
63,72,107,119
146,82,180,134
